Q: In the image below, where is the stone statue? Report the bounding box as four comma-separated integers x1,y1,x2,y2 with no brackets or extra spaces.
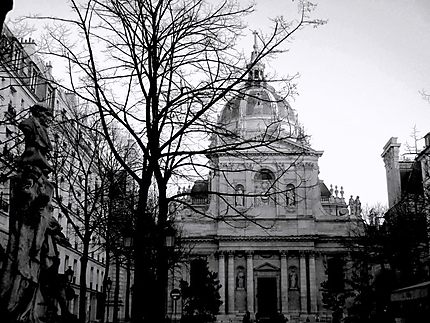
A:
236,270,245,289
18,104,53,176
0,104,77,323
288,269,298,289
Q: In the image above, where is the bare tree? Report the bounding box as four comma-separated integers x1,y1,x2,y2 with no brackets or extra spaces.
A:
51,103,139,323
32,0,325,321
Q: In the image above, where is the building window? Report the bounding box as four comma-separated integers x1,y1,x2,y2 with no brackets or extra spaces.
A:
90,266,94,290
327,257,344,291
255,169,275,181
96,269,100,291
64,255,69,272
13,48,22,69
286,184,296,206
0,192,9,212
73,259,78,284
234,184,245,207
30,67,38,92
190,258,206,288
254,169,276,205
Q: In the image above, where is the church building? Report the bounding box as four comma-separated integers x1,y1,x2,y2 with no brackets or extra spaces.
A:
170,39,361,323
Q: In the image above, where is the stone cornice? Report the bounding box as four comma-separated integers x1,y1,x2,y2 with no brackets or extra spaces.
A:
181,234,354,243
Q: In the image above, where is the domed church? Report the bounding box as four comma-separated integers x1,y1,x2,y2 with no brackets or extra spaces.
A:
169,37,361,323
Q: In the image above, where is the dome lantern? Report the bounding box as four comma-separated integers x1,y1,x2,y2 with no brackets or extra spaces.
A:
247,31,265,83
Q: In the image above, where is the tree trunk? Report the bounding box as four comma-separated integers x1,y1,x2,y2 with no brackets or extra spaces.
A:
113,255,120,323
79,241,90,323
125,257,131,321
101,241,111,323
155,185,169,322
131,181,152,323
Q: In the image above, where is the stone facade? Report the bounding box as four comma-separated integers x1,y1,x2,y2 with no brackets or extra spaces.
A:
170,42,360,323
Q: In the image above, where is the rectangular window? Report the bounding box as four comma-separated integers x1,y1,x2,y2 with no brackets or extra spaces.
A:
96,269,100,291
64,255,70,272
73,259,78,284
327,257,344,291
90,266,94,289
30,67,38,92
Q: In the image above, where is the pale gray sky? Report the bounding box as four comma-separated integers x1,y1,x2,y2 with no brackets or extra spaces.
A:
8,0,430,206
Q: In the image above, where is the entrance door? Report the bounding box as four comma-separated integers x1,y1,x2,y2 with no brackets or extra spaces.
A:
257,277,277,317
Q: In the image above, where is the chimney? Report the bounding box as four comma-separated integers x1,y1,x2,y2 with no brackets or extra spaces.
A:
45,61,53,80
381,137,401,208
21,37,37,57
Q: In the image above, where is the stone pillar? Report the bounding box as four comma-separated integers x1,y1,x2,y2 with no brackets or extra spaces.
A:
280,251,289,313
227,251,235,314
246,252,254,313
300,252,308,313
309,252,317,313
218,252,226,314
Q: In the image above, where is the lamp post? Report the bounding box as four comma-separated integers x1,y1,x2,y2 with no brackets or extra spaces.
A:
105,277,112,323
65,266,74,311
164,227,176,322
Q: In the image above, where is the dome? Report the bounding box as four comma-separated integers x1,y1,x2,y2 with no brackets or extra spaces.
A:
218,32,302,139
219,83,301,138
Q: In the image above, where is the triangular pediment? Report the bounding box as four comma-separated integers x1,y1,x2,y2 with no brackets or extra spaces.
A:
271,137,322,155
254,262,280,272
239,134,323,156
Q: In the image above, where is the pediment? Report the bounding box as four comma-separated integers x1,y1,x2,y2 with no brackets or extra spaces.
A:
272,138,322,155
243,134,322,156
254,262,280,272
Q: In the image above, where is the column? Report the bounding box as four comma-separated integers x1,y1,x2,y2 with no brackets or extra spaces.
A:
309,252,317,313
218,252,226,314
227,251,235,314
280,251,289,314
299,252,308,313
246,252,254,313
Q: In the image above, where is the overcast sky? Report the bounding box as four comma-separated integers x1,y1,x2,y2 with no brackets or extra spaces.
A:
8,0,430,207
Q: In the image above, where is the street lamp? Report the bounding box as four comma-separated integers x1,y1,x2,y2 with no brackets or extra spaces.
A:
164,226,176,322
106,277,112,323
164,226,175,248
65,266,74,284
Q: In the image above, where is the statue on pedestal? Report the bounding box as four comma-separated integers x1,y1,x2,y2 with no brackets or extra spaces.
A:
0,104,77,323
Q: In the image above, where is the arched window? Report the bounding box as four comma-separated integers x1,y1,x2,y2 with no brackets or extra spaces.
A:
255,169,275,181
254,169,276,205
235,184,245,207
286,184,296,206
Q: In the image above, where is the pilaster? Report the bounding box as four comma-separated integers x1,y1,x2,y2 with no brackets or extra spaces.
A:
308,252,317,313
299,252,308,313
246,251,254,313
227,251,235,314
280,251,289,313
218,252,226,314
